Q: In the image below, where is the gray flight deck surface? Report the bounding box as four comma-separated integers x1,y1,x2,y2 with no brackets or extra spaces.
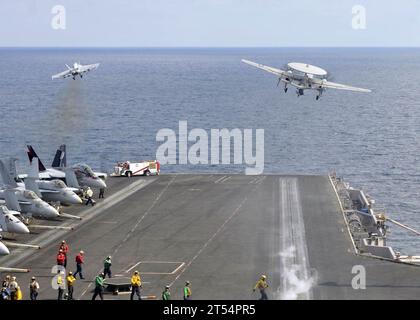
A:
1,174,420,300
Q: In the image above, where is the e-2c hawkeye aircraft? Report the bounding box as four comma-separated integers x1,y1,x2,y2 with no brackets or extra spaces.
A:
242,59,371,100
52,62,100,80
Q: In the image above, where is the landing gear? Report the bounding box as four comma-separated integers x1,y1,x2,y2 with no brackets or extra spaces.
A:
80,74,83,78
284,83,288,93
296,89,304,97
72,77,76,80
316,88,323,100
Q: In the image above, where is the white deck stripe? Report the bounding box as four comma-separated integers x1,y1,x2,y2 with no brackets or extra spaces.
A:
279,177,312,300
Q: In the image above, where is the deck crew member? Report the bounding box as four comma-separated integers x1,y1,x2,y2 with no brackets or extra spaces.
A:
130,271,142,300
92,273,105,300
85,187,95,206
66,271,76,300
103,256,112,278
59,240,70,268
57,271,65,300
1,275,11,300
2,275,10,288
2,275,11,299
29,277,40,300
99,188,105,199
73,250,85,279
253,275,269,300
15,286,22,300
8,276,19,300
57,249,66,266
183,281,192,300
162,286,171,300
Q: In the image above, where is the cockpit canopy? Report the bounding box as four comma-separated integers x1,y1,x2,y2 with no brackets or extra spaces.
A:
73,163,97,178
24,190,39,200
52,179,67,189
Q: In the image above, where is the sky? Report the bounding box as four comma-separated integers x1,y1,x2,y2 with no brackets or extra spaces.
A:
1,0,420,47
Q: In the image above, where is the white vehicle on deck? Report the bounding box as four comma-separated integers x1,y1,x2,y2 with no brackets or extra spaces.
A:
112,160,160,177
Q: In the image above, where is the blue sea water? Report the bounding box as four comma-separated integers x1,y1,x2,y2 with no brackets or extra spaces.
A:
1,47,420,254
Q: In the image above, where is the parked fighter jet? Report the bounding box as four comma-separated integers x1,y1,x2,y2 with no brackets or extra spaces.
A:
0,159,59,219
12,158,82,205
0,238,9,255
26,145,107,189
52,62,100,80
0,205,30,234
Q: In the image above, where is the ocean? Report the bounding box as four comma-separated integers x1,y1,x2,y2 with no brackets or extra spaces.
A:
1,47,419,254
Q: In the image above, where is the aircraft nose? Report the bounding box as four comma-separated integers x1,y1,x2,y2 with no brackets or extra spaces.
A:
9,222,30,234
71,193,83,205
44,205,60,219
0,241,10,255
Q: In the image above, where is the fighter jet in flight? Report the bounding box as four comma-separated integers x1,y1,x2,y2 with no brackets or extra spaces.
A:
52,62,100,80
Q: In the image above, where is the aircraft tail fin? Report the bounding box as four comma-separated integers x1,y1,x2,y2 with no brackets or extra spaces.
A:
64,168,79,189
25,178,42,198
26,145,46,172
52,144,66,168
65,64,72,70
0,206,6,224
28,157,40,179
0,158,18,188
3,190,21,212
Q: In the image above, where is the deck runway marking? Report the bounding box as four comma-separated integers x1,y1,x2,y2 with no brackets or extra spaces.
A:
221,176,231,183
79,176,177,299
248,177,258,184
279,177,313,300
249,176,266,184
125,261,185,275
214,176,227,184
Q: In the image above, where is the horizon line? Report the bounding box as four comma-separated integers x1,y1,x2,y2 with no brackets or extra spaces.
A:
1,46,420,49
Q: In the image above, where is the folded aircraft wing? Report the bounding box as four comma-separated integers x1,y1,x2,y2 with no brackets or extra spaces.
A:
52,69,72,80
320,80,371,93
241,59,287,77
24,178,42,198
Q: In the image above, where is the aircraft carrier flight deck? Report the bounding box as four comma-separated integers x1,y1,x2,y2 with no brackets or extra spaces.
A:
1,174,420,300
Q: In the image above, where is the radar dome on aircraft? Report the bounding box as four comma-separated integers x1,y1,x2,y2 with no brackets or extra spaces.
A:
287,62,328,77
